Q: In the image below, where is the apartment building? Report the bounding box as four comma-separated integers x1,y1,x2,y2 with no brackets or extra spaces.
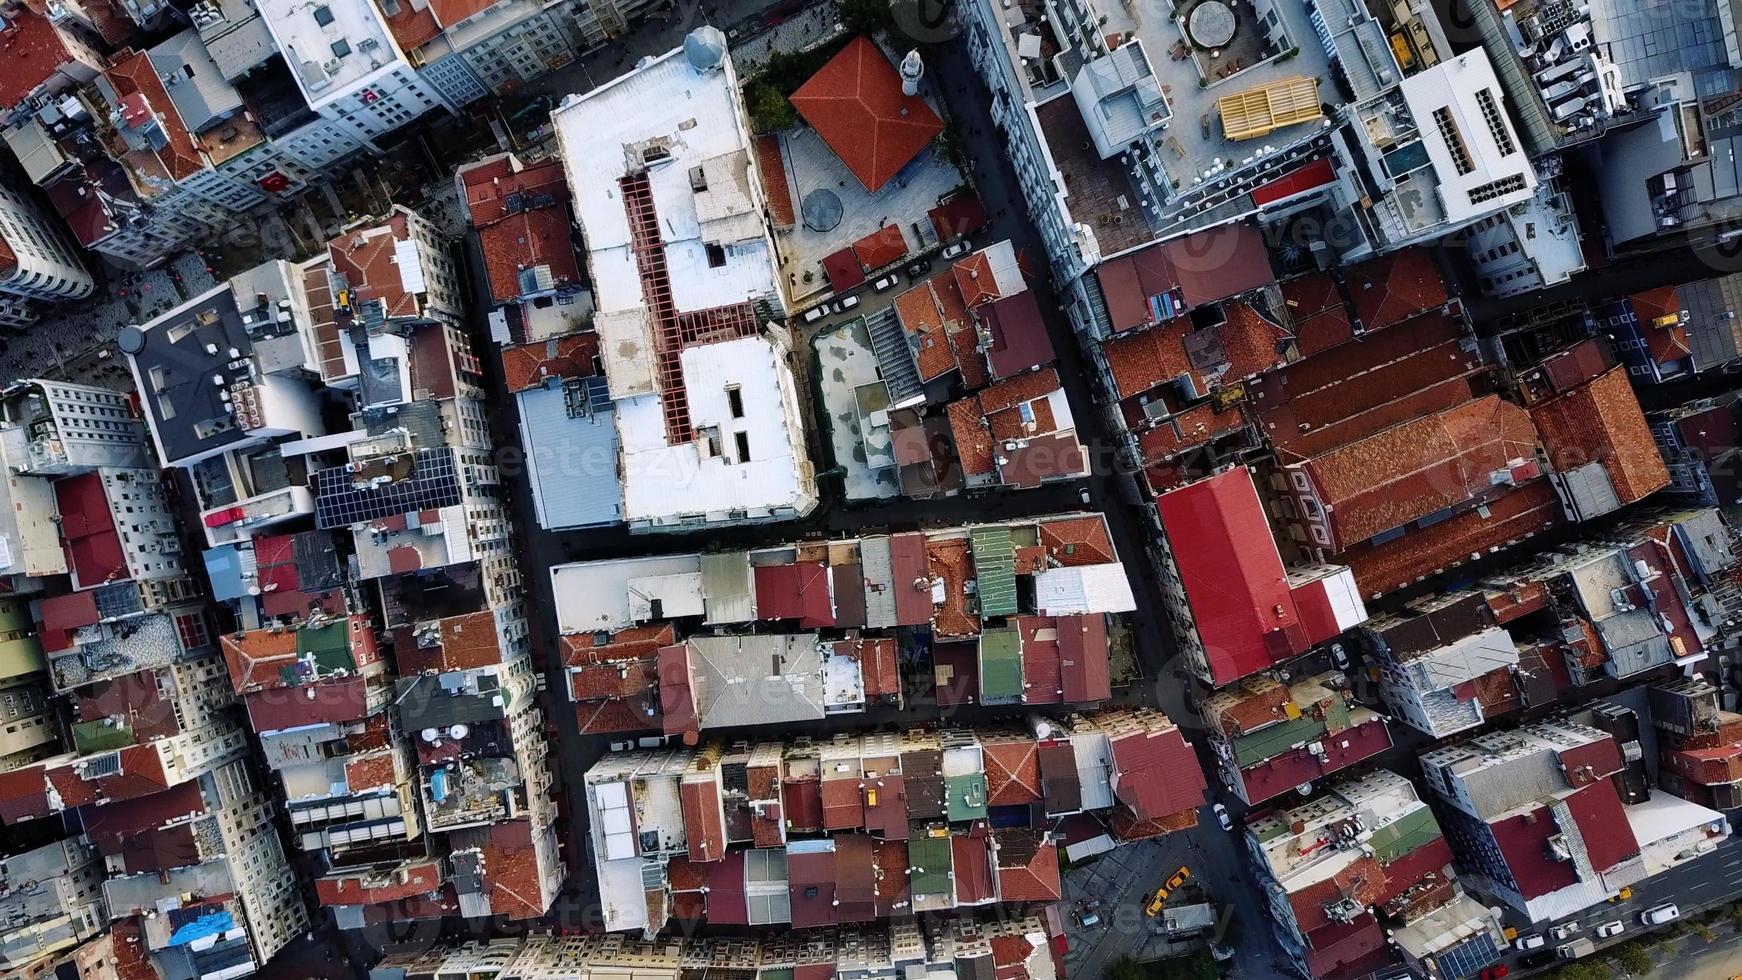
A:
0,178,93,326
1247,770,1508,979
1202,672,1393,805
544,31,818,532
0,836,107,974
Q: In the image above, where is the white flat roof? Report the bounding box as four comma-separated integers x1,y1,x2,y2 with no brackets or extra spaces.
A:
551,554,702,633
616,336,810,522
552,46,777,317
1625,792,1726,848
256,0,401,106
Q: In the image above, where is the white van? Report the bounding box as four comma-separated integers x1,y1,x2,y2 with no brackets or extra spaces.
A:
1640,904,1680,926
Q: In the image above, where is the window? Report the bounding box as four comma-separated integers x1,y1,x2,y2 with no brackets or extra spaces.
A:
1475,89,1516,156
1432,107,1475,176
726,386,744,418
734,431,751,462
313,4,333,24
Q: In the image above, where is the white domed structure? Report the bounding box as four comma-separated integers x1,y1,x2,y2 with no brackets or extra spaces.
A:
900,49,925,96
685,25,728,74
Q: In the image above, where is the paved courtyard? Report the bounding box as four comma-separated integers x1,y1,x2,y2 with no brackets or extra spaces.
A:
772,125,963,305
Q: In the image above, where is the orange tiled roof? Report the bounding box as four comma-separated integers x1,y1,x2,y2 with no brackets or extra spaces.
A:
1529,366,1670,506
1303,395,1539,547
928,536,980,637
107,51,206,182
0,6,73,108
895,283,956,382
1138,402,1246,462
1102,320,1196,399
789,36,946,192
1342,480,1561,597
501,332,600,394
1039,516,1114,566
754,135,797,227
979,366,1060,414
945,399,994,478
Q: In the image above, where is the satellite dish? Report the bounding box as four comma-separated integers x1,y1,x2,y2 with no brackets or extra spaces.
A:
420,728,440,743
448,723,469,740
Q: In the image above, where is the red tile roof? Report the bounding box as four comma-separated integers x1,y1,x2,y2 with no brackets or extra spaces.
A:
822,247,868,292
983,736,1042,805
0,8,74,113
482,824,549,920
681,776,727,861
107,51,205,182
373,0,442,49
1019,616,1062,704
1155,468,1304,686
896,280,957,382
951,833,997,904
244,674,372,733
1345,250,1446,332
501,332,599,393
478,206,582,305
754,136,797,227
929,193,989,241
852,224,910,271
944,400,994,480
822,777,866,830
1139,402,1248,462
983,291,1054,381
1097,223,1274,330
430,0,496,27
1235,715,1393,804
783,778,824,832
1059,613,1110,702
979,366,1060,415
1102,319,1195,399
1529,366,1670,506
994,829,1062,902
789,36,946,192
927,537,980,638
754,562,835,627
55,472,126,587
1039,516,1115,566
1300,395,1540,549
1108,724,1207,820
1342,479,1561,598
890,532,933,626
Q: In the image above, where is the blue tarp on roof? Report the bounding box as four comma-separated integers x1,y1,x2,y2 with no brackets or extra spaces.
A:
166,910,234,948
202,546,248,602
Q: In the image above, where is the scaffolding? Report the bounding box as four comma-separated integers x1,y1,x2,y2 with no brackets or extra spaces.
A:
1217,77,1323,141
620,171,690,443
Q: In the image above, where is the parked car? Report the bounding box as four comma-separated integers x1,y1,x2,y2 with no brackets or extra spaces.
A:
941,238,972,259
1478,966,1509,980
1165,866,1191,891
1514,933,1545,951
871,273,900,292
1594,921,1624,939
905,258,931,278
1213,803,1232,830
1641,904,1680,926
1549,922,1581,941
800,304,829,324
1144,888,1167,917
1607,886,1633,903
836,294,861,312
1078,913,1101,928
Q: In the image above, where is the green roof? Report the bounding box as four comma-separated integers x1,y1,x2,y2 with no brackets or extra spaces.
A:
970,526,1017,617
72,719,134,753
979,626,1023,703
1369,805,1444,864
909,836,954,896
296,621,356,674
946,772,988,822
1230,714,1329,767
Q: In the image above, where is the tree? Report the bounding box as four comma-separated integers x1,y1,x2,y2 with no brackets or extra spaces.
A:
840,0,895,36
1554,960,1613,980
935,125,968,174
1103,956,1146,980
1611,942,1653,976
747,82,797,133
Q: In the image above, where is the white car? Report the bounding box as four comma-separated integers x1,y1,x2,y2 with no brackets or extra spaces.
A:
1212,803,1232,830
1595,921,1624,939
941,239,972,259
836,294,861,312
1514,934,1545,951
871,274,900,292
1549,922,1580,941
1640,904,1680,927
800,304,829,324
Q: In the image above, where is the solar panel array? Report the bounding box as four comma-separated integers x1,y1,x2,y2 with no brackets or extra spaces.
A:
313,448,462,528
